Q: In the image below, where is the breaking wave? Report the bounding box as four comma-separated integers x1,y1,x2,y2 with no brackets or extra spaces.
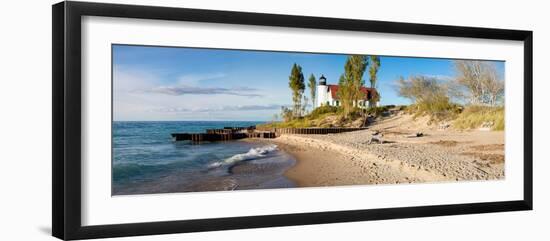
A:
208,144,278,168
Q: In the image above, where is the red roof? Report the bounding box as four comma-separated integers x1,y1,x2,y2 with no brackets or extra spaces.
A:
327,85,378,100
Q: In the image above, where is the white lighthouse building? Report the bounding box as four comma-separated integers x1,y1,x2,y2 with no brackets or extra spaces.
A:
315,75,379,109
315,75,330,108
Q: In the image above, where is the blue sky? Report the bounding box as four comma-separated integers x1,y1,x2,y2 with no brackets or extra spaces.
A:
113,45,504,121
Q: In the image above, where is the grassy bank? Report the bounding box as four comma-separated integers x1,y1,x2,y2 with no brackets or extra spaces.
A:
453,106,504,131
406,103,504,131
258,106,365,129
260,104,504,131
404,100,462,121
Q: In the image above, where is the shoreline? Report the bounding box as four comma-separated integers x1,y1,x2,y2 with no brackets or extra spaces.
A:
259,127,505,187
264,135,443,187
113,139,295,195
114,113,506,195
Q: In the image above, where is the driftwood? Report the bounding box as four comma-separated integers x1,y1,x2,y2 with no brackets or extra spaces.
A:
368,132,384,144
406,132,424,138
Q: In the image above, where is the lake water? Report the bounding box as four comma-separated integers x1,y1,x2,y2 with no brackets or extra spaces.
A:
112,121,296,195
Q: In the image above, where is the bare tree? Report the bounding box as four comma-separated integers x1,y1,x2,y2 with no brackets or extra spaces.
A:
396,75,455,117
396,75,448,104
453,60,504,106
484,67,505,106
301,95,309,116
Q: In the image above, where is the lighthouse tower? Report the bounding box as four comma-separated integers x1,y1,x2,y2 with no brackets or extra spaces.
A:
316,75,328,108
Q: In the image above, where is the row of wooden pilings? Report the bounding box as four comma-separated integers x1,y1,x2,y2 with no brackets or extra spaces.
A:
273,127,367,135
171,127,367,142
205,126,254,134
171,127,274,142
171,132,251,142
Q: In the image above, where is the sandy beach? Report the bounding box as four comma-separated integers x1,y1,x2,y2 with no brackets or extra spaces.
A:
263,113,505,187
109,45,509,195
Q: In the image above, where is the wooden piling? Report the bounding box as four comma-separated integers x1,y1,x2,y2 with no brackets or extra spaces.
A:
171,126,366,142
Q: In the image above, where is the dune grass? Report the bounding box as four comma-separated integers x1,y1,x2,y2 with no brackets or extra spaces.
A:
308,105,340,119
403,101,504,131
257,105,357,129
405,99,463,122
453,106,504,131
257,112,338,129
258,106,338,129
259,104,504,131
257,117,315,129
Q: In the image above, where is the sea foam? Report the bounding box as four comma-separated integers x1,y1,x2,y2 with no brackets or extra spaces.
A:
208,144,278,168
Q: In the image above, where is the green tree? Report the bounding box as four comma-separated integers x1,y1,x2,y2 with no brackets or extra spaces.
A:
338,74,352,112
338,55,368,116
307,74,317,109
368,56,381,105
368,56,381,88
288,63,305,118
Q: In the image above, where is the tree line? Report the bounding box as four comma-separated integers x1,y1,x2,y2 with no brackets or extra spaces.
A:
283,55,381,121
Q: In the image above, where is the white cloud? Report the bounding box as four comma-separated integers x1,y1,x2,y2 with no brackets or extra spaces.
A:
149,104,283,113
144,86,263,97
113,66,283,121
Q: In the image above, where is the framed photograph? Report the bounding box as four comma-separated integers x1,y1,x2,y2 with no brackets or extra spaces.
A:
52,1,533,240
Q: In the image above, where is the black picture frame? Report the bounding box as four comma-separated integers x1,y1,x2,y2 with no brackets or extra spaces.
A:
52,1,533,240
